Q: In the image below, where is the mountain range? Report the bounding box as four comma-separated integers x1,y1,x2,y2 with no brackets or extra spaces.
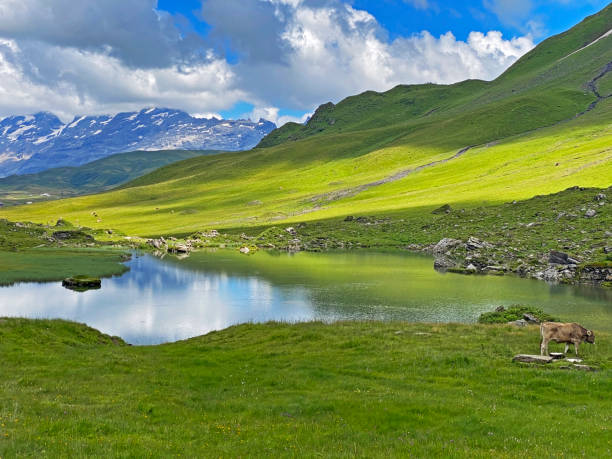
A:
0,108,276,177
1,4,611,237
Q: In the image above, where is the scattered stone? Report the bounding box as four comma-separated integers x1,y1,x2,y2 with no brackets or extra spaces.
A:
523,313,540,324
344,215,354,222
168,244,190,254
239,247,250,254
513,354,553,364
594,193,606,202
495,306,506,312
434,256,456,269
432,204,452,214
285,227,297,236
584,209,597,218
466,236,492,251
509,319,527,327
432,238,462,254
549,353,565,360
52,230,94,242
466,264,478,272
573,364,596,372
148,239,165,250
548,251,579,265
566,358,582,363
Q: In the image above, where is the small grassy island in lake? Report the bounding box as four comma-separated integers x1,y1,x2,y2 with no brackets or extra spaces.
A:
62,275,102,292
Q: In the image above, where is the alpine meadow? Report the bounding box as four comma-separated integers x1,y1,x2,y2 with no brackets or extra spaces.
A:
0,2,611,458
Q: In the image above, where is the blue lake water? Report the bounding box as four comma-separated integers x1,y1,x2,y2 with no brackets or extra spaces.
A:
0,251,610,344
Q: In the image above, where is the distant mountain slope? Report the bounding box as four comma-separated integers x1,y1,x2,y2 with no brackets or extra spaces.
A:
0,108,275,177
1,4,611,236
259,4,612,149
0,149,217,206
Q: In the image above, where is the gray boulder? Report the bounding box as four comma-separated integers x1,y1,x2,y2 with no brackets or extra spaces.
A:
513,354,553,364
432,238,462,254
434,256,456,269
549,251,579,265
466,236,492,251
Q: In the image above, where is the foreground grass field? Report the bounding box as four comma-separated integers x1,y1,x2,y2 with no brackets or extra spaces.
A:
0,319,610,457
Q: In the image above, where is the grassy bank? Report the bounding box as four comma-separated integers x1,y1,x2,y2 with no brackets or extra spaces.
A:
0,249,129,286
0,218,129,285
0,319,610,457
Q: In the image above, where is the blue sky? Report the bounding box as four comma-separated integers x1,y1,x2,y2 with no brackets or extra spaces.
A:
159,0,612,120
0,0,609,123
159,0,609,43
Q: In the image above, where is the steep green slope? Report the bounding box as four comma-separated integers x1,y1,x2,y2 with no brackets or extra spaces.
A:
0,149,219,205
0,5,611,236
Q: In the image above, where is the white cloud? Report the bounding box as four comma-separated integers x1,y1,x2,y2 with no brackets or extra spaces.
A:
230,1,534,111
0,38,245,121
0,0,535,124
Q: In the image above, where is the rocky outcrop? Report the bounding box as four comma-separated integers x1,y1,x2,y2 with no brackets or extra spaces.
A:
432,238,462,254
549,251,580,265
577,264,612,285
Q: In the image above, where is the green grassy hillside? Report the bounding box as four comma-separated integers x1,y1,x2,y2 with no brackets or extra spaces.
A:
0,149,219,206
1,319,610,457
0,5,611,236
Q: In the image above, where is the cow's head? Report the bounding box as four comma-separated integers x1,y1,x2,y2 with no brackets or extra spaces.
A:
585,330,595,344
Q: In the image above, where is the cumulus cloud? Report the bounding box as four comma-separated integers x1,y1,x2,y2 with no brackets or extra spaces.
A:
0,0,535,125
0,38,245,121
219,1,533,111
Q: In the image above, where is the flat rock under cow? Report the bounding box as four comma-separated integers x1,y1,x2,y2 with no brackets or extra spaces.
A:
513,354,554,364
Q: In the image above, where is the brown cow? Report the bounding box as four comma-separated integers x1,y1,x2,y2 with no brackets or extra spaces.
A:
540,322,595,356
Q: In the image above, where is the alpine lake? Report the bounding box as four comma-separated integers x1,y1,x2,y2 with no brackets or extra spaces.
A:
1,250,610,345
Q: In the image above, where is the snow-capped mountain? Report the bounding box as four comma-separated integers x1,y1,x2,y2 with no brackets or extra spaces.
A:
0,108,276,177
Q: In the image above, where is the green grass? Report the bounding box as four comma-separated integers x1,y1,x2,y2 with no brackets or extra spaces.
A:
0,249,128,286
0,319,610,457
0,149,218,206
1,5,610,236
478,306,559,324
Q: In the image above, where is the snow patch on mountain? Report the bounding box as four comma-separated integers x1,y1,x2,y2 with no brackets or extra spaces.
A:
0,108,276,177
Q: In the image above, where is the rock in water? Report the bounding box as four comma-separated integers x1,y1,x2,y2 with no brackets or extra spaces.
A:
62,276,101,292
513,354,554,364
434,256,456,269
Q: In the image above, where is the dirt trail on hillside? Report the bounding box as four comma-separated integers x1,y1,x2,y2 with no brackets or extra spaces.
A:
309,61,612,206
309,145,474,204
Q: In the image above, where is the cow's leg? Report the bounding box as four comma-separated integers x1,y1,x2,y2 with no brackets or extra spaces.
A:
564,343,570,354
573,341,579,356
541,338,549,356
